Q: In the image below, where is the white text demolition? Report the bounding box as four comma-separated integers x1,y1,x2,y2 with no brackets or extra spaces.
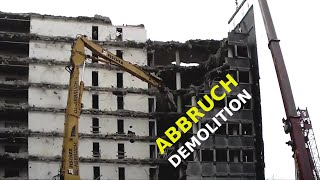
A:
155,74,252,167
169,88,251,167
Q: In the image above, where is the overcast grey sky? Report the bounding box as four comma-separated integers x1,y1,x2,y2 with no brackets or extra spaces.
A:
2,0,320,179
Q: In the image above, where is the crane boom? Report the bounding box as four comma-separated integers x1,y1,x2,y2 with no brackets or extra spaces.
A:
59,35,168,180
257,0,315,179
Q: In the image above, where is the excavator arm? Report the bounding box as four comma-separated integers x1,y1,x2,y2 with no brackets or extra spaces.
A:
59,35,170,180
80,36,164,89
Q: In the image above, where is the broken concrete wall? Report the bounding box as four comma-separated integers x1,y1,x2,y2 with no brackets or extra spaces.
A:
29,111,156,136
29,40,148,65
29,63,149,88
28,87,152,112
30,17,146,42
28,136,156,159
29,40,72,61
114,25,147,43
147,40,221,65
153,6,263,180
31,18,112,40
105,46,148,66
28,161,59,179
29,161,155,180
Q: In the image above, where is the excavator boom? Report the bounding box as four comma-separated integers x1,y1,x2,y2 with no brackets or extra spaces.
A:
59,35,168,179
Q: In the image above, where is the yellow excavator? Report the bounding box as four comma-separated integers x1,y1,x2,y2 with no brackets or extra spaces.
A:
58,35,173,180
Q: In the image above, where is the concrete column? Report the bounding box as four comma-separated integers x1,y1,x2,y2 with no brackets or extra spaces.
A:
191,96,200,161
175,50,182,113
228,46,234,58
226,123,229,135
227,149,230,162
151,50,155,67
233,125,238,135
176,50,184,179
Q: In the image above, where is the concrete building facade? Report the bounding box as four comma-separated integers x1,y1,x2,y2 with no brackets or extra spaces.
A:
0,12,158,180
150,6,264,180
0,4,264,180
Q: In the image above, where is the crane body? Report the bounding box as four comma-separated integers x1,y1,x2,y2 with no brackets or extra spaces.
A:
257,0,317,179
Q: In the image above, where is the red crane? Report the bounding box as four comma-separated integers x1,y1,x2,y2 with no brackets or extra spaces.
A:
257,0,320,179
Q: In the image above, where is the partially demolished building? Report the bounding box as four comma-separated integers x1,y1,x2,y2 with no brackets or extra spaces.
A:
0,5,264,180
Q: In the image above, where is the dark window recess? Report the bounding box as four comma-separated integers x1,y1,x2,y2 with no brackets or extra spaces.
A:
92,118,99,134
4,168,19,178
242,123,253,135
0,89,27,99
116,28,123,41
150,145,156,159
183,95,192,107
117,119,124,134
242,98,251,110
148,98,155,112
239,71,250,83
198,94,212,108
229,150,241,162
200,122,206,129
149,168,157,180
93,142,100,157
0,18,30,33
227,96,238,107
0,41,29,57
5,77,17,81
228,123,239,135
93,166,100,180
201,122,213,129
5,99,20,104
215,98,225,108
119,167,125,180
147,53,154,67
117,73,123,88
116,50,123,59
231,45,236,58
128,126,135,137
92,94,99,109
237,45,249,58
215,124,226,135
201,149,214,162
228,70,238,81
92,26,98,40
5,121,19,128
118,143,125,159
149,121,155,137
243,150,254,162
92,53,98,63
186,152,194,161
117,96,124,110
5,145,19,153
216,149,227,162
92,71,98,86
